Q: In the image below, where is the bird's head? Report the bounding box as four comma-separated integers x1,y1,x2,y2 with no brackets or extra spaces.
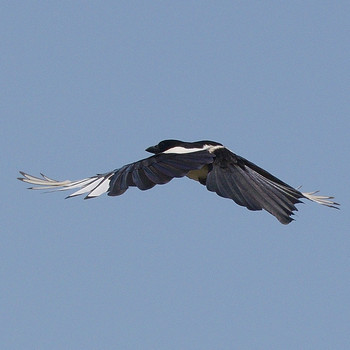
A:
145,140,183,154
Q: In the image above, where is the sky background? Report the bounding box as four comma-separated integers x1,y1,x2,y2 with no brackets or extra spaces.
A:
2,1,349,349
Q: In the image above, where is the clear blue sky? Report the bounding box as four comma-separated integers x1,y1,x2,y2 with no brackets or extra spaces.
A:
2,2,349,349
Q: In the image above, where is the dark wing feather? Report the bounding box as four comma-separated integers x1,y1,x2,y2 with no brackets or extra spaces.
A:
108,150,215,196
206,148,304,224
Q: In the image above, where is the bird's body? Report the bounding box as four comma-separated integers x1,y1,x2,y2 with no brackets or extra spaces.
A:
18,139,339,224
187,164,210,184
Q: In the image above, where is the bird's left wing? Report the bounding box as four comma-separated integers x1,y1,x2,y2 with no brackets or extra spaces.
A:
18,171,115,199
18,150,215,199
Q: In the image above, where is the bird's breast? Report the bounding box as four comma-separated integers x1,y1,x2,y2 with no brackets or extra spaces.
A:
186,165,209,185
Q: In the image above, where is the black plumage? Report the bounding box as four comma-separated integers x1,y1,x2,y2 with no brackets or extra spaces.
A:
18,139,339,224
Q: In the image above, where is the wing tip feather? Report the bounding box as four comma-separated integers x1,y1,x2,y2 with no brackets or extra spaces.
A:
18,170,113,199
302,191,340,209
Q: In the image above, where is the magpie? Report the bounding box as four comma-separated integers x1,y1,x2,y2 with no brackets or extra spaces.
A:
18,139,339,224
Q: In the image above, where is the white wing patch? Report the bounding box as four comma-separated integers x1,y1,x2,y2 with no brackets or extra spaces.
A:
18,171,114,199
163,144,224,154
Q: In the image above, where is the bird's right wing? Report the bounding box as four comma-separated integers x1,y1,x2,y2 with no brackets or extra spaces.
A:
206,148,339,224
18,150,215,199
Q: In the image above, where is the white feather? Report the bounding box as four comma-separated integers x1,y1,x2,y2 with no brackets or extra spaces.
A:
86,177,113,198
18,171,113,199
302,191,339,208
163,144,224,154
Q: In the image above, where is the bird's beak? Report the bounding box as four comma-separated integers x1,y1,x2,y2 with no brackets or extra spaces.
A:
145,145,159,154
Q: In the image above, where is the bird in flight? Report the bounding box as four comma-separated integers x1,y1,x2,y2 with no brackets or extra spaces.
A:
18,139,339,224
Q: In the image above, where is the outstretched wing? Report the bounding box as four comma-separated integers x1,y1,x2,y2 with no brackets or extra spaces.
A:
108,150,215,196
18,171,116,199
206,148,339,224
18,150,215,199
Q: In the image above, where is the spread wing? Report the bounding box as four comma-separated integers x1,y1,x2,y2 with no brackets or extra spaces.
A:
18,150,215,199
206,148,339,224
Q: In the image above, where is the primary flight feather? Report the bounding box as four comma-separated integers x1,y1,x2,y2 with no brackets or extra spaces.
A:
18,139,339,224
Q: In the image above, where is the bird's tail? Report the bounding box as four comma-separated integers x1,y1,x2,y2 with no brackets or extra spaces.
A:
18,171,114,199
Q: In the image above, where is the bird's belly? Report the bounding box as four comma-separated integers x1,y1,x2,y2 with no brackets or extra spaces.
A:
186,165,209,184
